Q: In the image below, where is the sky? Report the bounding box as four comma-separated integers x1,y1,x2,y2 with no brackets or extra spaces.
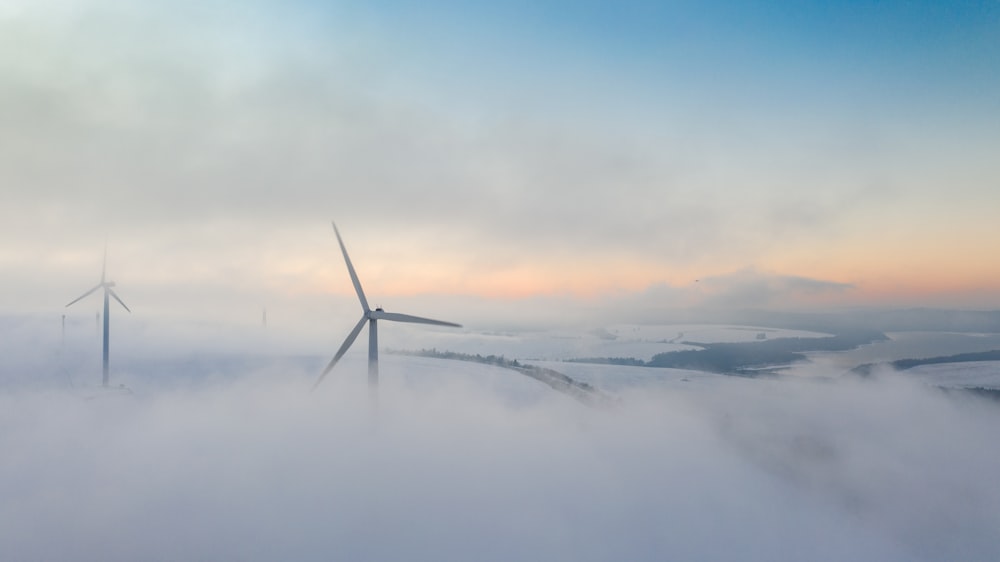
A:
2,1,999,329
5,6,1000,558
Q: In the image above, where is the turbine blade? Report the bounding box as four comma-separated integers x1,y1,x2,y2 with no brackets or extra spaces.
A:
373,310,461,328
109,288,131,313
66,283,102,307
312,315,368,392
332,222,370,313
101,244,108,284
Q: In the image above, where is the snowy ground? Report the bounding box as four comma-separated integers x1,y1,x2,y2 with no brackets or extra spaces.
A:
782,331,1000,376
780,331,1000,388
393,323,830,362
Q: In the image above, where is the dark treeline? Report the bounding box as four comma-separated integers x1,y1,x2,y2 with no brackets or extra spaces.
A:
392,348,617,408
571,330,888,375
940,386,1000,402
568,357,646,367
397,348,524,368
853,349,1000,376
850,350,1000,403
892,349,1000,370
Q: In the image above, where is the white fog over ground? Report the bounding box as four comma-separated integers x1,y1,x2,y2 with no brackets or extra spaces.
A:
907,361,1000,390
3,321,1000,561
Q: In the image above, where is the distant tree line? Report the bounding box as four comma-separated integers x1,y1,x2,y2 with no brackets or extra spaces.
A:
392,329,891,380
391,348,617,408
939,386,1000,402
853,349,1000,376
398,348,522,368
569,330,888,376
566,357,645,367
890,349,1000,370
848,349,1000,404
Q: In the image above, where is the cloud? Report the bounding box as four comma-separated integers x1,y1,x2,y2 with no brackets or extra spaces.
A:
3,0,999,318
1,348,999,561
565,268,856,326
0,4,839,254
693,267,855,309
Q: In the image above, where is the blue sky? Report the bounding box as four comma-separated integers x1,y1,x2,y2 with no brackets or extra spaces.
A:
1,1,998,326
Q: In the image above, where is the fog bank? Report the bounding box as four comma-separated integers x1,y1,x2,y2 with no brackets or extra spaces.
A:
2,357,998,561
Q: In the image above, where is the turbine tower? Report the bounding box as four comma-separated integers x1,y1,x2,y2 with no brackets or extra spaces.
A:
313,222,461,395
66,248,131,387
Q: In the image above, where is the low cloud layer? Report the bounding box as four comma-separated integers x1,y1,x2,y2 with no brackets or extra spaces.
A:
2,354,998,561
691,268,856,309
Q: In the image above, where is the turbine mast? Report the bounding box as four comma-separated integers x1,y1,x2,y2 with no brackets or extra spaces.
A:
368,318,378,388
102,287,110,387
66,249,130,389
368,316,379,405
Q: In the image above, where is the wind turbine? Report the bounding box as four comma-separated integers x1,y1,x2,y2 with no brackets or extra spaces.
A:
66,248,131,387
313,222,461,395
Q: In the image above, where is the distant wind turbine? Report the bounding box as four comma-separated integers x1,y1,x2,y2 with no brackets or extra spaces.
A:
312,222,461,395
66,248,131,387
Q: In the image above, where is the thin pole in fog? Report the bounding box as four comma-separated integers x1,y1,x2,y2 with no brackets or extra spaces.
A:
66,246,131,388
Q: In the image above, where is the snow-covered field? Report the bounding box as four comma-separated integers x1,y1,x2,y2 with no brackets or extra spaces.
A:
393,323,831,362
784,331,1000,376
780,331,1000,388
603,323,829,344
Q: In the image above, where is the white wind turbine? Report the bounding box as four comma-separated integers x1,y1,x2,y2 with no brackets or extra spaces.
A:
313,222,461,394
66,248,131,388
